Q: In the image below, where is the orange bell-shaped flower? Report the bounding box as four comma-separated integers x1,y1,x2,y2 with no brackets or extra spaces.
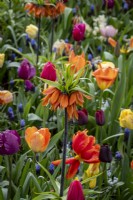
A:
25,126,51,153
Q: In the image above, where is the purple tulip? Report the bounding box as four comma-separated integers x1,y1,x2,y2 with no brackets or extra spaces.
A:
18,59,36,80
95,110,105,126
78,109,88,125
99,144,112,163
0,130,21,155
40,62,57,81
103,0,115,9
72,23,86,42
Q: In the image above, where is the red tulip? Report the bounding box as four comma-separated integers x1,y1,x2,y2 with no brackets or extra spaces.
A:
40,62,56,81
72,23,86,42
67,179,85,200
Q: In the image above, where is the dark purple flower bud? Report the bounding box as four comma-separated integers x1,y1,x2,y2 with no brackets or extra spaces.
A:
99,144,112,163
49,163,55,174
103,0,115,9
18,59,36,80
24,80,35,92
95,110,105,126
0,130,21,155
124,128,130,141
35,163,41,175
78,109,88,125
20,119,25,128
72,23,86,42
40,62,56,81
115,151,122,161
18,103,23,113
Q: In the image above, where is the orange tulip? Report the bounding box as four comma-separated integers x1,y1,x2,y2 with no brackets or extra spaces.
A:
68,50,86,73
25,126,51,153
42,87,91,119
131,160,133,169
52,130,100,179
0,90,13,105
92,67,118,90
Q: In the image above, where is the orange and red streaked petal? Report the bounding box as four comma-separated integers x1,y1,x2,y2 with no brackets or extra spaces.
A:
66,160,80,179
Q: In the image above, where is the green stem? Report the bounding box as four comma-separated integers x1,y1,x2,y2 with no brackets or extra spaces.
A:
36,17,41,65
7,156,12,200
50,19,55,55
60,108,68,197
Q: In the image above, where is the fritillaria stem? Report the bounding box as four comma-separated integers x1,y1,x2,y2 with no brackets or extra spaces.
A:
36,17,41,65
50,19,55,55
60,108,68,197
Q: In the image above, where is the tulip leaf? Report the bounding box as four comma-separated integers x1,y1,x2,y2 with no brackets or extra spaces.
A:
103,51,114,61
81,172,103,184
102,133,124,142
22,172,42,196
63,7,72,30
37,162,59,194
28,113,43,121
32,192,61,200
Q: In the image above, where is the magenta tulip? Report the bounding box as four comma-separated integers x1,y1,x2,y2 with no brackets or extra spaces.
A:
72,23,86,42
40,62,56,81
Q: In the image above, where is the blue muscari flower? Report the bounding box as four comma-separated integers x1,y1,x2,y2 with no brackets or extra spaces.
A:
49,163,55,174
123,2,129,10
35,163,41,175
97,45,102,52
18,103,23,113
31,39,37,49
124,128,130,141
7,107,14,120
10,53,16,61
90,4,95,12
65,38,69,43
18,47,22,53
10,79,15,87
72,8,77,14
20,119,25,128
115,151,122,161
88,53,93,61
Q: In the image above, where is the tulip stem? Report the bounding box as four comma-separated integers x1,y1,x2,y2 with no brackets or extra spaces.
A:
60,108,68,197
36,17,41,65
9,0,11,9
7,155,12,200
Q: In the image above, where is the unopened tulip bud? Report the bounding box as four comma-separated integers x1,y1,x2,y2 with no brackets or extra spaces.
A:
78,109,88,125
99,144,112,163
67,179,85,200
40,62,56,81
95,110,105,126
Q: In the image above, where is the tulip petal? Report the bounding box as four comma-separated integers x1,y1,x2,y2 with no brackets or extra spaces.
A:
66,160,80,179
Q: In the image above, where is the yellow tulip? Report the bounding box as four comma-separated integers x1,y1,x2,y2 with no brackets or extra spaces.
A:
0,90,13,105
0,53,5,68
84,163,100,189
119,109,133,130
25,126,51,152
25,24,38,39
